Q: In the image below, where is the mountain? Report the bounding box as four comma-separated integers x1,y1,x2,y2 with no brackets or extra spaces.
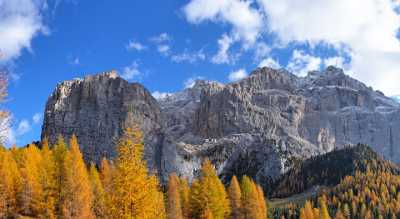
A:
41,66,400,186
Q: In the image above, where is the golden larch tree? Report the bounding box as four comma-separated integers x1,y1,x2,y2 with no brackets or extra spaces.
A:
40,138,57,218
89,163,107,218
179,177,190,219
110,128,165,219
228,175,243,219
60,135,94,218
167,173,183,219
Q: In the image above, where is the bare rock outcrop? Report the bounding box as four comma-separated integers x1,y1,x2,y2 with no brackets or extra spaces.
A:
42,66,400,187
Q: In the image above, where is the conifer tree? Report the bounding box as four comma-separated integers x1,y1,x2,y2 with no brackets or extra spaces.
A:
198,159,231,219
110,128,165,219
320,199,331,219
89,163,107,218
52,135,68,215
19,144,44,217
255,184,267,219
167,173,183,219
40,138,57,218
240,176,264,219
189,179,205,218
61,135,94,218
0,150,22,218
180,177,190,218
228,176,243,219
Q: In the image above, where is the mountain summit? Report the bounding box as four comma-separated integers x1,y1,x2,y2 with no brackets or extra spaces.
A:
41,66,400,186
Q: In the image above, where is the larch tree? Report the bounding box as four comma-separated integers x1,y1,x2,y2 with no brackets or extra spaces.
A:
320,199,331,219
110,127,165,219
52,135,68,215
179,177,190,218
240,176,264,219
255,184,267,219
198,159,231,219
228,175,243,219
19,144,44,217
61,135,94,218
89,163,107,218
167,173,183,219
40,138,57,219
0,150,22,218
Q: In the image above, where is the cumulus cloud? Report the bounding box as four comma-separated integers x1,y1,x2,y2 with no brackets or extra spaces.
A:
126,40,146,51
183,0,263,45
287,50,322,77
157,45,171,56
258,57,281,69
211,34,235,64
228,68,248,82
121,62,142,81
257,0,400,95
0,0,48,64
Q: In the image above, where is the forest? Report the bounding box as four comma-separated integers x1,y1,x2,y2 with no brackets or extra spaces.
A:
0,127,400,219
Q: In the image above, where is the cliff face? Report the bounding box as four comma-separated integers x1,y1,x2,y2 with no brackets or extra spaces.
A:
41,67,400,186
41,71,164,171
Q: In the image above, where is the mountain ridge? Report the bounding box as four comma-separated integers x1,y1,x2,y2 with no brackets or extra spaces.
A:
41,66,400,186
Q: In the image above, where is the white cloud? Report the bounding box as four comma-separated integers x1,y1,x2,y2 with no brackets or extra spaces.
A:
183,0,263,45
212,34,235,64
126,40,146,51
258,57,281,69
152,91,171,100
171,49,206,63
257,0,400,95
149,33,171,43
0,0,48,64
254,42,271,60
17,119,31,136
69,57,80,65
287,50,322,77
157,45,171,56
121,62,142,81
183,76,204,88
228,68,248,82
32,113,42,124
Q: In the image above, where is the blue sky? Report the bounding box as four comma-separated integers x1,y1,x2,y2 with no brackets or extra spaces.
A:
1,0,400,146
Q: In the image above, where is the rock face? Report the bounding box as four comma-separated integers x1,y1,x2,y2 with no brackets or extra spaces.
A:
42,66,400,187
41,71,163,170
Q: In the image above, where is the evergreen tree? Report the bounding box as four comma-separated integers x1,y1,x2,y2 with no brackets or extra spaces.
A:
167,173,183,219
228,176,243,219
61,135,94,218
110,128,165,219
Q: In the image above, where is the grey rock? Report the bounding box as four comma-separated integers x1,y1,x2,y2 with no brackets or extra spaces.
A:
41,66,400,187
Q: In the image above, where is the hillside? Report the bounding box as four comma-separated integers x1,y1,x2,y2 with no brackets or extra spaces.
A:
270,144,400,198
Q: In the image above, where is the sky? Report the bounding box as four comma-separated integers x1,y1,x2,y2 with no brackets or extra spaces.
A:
0,0,400,146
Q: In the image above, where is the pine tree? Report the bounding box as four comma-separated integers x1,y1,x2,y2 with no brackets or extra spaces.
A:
167,173,183,219
110,128,165,219
180,177,190,219
61,135,94,218
89,163,107,218
228,176,243,219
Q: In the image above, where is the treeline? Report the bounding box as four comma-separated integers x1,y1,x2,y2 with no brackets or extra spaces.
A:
0,128,267,219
